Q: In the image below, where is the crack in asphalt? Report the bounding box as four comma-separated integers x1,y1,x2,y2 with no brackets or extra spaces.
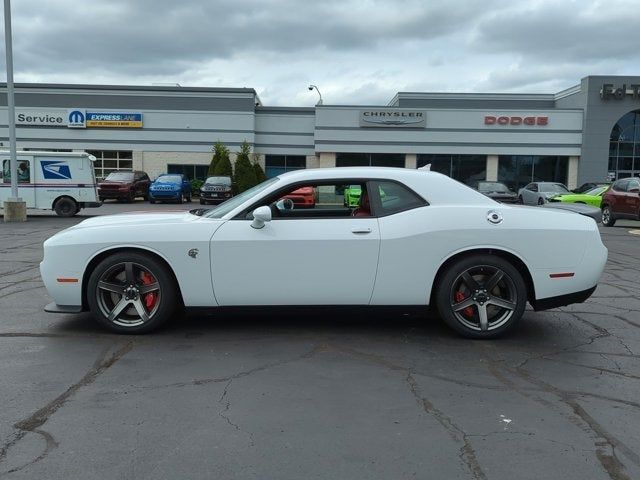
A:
0,340,135,475
217,379,255,447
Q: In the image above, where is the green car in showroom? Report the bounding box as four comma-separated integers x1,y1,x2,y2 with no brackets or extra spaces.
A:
343,185,362,207
548,185,609,208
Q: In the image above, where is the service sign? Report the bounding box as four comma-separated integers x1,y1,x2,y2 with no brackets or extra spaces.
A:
85,112,143,128
16,110,66,127
359,109,426,128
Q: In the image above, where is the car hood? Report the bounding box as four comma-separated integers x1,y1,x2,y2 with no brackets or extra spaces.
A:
67,211,202,230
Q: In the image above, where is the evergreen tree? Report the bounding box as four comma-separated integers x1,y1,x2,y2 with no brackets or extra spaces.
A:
233,141,258,192
208,141,230,176
253,155,267,183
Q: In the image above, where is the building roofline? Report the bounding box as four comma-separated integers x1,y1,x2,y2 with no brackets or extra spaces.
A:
0,82,257,95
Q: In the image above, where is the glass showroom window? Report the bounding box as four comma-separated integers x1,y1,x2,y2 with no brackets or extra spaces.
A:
265,155,306,178
336,153,405,168
609,110,640,180
168,164,209,180
416,154,486,186
498,156,568,191
86,150,133,179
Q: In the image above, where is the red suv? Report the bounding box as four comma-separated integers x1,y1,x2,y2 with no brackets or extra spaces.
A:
601,177,640,226
98,170,150,203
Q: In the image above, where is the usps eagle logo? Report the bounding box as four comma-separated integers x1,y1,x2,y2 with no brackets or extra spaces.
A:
41,161,72,180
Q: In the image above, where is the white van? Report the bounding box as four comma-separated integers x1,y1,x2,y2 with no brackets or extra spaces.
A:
0,151,101,217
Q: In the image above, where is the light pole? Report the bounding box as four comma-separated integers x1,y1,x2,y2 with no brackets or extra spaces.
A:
308,85,323,105
3,0,26,222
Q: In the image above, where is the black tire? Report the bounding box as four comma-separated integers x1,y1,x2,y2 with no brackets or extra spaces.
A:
53,197,78,217
602,205,616,227
435,255,527,339
186,194,192,203
176,194,183,204
200,199,206,205
149,198,156,204
126,192,134,203
517,195,523,204
537,197,545,205
86,251,178,334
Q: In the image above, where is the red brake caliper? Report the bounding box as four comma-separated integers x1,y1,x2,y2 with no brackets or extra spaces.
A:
455,291,475,318
140,271,157,310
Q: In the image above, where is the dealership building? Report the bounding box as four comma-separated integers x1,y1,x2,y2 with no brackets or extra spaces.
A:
1,75,640,190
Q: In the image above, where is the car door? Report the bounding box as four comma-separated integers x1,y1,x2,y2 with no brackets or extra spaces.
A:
626,179,640,218
523,183,538,205
210,181,381,306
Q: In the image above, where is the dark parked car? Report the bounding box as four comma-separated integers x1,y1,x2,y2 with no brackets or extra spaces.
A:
475,181,518,203
601,177,640,226
572,182,608,194
149,174,192,204
98,170,150,202
200,176,234,205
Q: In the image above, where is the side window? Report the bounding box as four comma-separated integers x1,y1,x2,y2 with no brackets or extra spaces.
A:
2,159,31,183
613,180,628,192
628,180,640,192
246,181,369,219
372,180,426,215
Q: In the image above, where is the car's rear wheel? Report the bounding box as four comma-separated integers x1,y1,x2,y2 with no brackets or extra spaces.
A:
87,252,178,334
436,255,527,339
602,205,616,226
537,197,545,205
53,197,78,217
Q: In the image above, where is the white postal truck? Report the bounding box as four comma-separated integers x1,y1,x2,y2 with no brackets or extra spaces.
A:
0,151,101,217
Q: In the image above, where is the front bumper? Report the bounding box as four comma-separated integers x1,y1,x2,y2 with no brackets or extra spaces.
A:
150,191,181,199
531,285,597,311
44,302,84,313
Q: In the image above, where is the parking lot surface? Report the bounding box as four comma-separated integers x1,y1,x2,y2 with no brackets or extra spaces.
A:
1,203,639,479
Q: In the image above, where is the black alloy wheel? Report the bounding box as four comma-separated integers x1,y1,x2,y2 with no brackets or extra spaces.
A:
436,255,527,339
87,252,178,333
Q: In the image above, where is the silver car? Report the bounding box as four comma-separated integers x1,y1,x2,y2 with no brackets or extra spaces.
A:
518,182,570,205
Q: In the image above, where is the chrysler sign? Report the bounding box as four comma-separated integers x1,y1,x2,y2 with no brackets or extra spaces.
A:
360,110,426,128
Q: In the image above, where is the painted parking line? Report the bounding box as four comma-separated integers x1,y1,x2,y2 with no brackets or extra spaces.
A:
629,229,640,235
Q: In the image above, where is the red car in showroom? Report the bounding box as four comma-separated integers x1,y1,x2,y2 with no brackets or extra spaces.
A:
601,177,640,226
282,186,317,208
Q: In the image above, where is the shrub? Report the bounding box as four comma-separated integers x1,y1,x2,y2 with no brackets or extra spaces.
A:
234,141,258,193
190,179,204,197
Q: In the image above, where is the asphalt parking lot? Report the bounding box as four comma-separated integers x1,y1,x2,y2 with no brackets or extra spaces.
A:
1,203,639,479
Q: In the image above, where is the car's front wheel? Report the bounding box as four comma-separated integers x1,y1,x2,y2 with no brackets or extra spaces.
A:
537,197,545,205
87,252,178,333
435,255,527,339
601,205,616,226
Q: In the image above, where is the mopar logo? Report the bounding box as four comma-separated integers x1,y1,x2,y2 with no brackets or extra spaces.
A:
41,160,72,180
67,109,86,128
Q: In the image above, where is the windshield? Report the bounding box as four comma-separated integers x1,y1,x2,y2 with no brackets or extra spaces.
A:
205,176,232,185
477,182,511,193
156,175,182,183
105,172,134,181
541,183,569,193
203,177,279,218
584,186,608,196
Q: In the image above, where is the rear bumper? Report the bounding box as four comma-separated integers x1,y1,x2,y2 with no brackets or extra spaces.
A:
531,285,597,311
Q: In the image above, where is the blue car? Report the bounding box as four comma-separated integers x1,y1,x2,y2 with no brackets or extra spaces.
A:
148,174,192,204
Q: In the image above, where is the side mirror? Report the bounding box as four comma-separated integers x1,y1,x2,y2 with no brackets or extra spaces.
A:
251,206,272,229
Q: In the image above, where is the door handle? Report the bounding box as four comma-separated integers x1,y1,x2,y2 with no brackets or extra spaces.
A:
351,227,372,234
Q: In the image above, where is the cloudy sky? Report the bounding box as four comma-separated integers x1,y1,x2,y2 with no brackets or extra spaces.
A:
1,0,638,106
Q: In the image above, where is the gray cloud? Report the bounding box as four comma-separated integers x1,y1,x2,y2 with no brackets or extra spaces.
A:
0,0,638,105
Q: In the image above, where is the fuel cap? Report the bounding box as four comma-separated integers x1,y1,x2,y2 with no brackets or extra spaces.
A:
487,210,503,224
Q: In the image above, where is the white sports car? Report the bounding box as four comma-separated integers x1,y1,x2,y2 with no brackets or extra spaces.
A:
40,168,607,338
